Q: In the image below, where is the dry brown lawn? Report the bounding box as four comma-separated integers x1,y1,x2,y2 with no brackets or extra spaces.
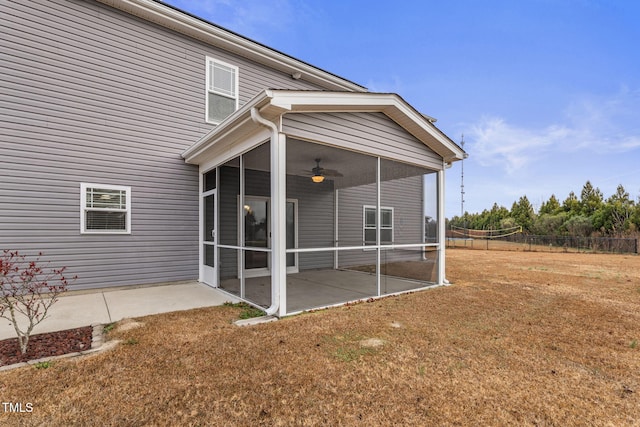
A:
1,249,639,426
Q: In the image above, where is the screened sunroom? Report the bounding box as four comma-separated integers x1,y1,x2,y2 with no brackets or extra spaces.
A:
183,90,465,317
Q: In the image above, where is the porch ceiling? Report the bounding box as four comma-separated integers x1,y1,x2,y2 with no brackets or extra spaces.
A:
228,138,376,188
243,138,431,189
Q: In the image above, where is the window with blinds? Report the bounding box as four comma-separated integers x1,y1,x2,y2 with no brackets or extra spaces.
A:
80,183,131,233
206,58,238,124
363,206,394,245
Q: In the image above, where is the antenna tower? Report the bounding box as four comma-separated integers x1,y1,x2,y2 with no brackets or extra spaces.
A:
460,134,465,217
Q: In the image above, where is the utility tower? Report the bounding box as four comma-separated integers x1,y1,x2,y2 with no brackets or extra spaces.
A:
460,134,466,217
460,135,469,240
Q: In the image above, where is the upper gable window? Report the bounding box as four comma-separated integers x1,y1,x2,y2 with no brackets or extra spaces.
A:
206,57,238,124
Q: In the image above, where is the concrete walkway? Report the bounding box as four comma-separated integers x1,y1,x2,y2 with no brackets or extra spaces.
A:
0,282,239,340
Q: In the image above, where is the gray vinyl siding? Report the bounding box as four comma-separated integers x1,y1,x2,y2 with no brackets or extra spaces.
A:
218,166,241,280
217,168,335,277
281,110,435,268
337,176,424,267
282,112,443,170
1,0,327,290
380,176,425,248
287,176,335,271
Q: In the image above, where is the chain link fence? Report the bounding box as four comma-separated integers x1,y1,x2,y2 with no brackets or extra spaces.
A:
447,234,638,254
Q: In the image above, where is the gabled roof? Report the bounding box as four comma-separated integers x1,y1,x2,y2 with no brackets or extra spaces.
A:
99,1,465,165
96,0,366,92
182,90,466,165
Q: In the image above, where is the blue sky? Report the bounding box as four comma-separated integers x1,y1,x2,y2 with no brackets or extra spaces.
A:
163,0,640,218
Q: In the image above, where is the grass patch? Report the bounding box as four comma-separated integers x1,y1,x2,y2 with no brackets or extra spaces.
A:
334,346,375,362
223,301,265,319
103,322,116,333
33,361,53,369
528,266,549,271
324,332,379,362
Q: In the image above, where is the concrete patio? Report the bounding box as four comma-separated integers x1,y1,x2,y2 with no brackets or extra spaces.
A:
0,282,238,340
221,268,439,314
0,268,439,341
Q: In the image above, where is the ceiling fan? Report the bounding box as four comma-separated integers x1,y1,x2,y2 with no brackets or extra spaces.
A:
309,158,343,183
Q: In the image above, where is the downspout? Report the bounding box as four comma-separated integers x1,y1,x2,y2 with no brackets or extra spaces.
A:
250,107,284,315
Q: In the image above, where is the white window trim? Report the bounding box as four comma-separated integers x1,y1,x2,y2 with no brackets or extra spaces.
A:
363,205,394,245
205,57,239,124
80,183,131,234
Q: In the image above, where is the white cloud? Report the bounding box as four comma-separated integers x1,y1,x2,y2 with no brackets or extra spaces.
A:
467,117,569,174
565,86,640,152
467,87,640,174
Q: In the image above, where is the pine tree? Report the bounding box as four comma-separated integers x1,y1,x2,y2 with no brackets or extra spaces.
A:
510,196,535,233
562,191,581,214
580,180,603,216
539,194,561,215
594,184,635,235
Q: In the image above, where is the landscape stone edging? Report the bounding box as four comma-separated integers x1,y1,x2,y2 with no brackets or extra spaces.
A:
233,315,278,327
0,323,112,373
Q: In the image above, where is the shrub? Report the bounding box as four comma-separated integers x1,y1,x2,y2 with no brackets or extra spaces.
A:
0,250,75,354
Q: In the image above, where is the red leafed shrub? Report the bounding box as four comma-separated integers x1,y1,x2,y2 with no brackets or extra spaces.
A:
0,250,76,355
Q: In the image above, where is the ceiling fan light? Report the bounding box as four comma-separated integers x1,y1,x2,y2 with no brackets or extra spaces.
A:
311,174,325,183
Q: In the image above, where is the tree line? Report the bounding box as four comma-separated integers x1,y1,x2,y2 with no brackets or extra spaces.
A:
448,181,640,237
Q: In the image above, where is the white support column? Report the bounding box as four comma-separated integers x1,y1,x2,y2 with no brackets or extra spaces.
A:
198,166,204,283
334,189,339,270
271,132,288,316
376,157,381,296
251,106,284,316
437,168,446,285
239,155,245,298
421,175,426,261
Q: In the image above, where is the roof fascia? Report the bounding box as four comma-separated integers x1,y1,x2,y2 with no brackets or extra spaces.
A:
96,0,365,92
181,91,275,163
266,91,466,162
181,90,309,165
182,90,467,166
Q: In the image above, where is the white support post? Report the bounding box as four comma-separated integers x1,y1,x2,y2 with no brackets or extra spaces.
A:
437,168,446,285
198,166,204,283
421,175,426,261
334,189,339,270
239,155,245,298
271,132,288,316
251,106,284,316
376,157,381,296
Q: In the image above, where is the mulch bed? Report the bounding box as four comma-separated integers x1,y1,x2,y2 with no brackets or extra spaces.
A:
0,326,93,366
